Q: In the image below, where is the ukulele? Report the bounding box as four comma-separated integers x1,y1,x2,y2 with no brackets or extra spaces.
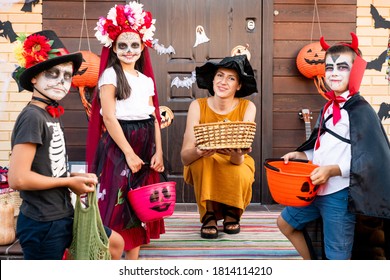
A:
299,109,313,140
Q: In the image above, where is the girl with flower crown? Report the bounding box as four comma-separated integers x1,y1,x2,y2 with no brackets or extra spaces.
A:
87,2,165,260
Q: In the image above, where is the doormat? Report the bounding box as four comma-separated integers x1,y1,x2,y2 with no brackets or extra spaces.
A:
139,211,301,260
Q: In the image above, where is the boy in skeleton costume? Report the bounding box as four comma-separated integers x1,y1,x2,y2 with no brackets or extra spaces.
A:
8,30,124,260
277,33,390,260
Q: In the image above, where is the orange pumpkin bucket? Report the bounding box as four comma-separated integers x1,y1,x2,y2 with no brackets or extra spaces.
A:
263,158,320,207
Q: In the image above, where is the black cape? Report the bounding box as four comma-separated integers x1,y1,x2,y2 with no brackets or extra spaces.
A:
296,93,390,259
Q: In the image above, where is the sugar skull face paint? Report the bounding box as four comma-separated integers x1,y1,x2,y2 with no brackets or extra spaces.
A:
32,63,73,101
114,32,143,64
325,53,353,95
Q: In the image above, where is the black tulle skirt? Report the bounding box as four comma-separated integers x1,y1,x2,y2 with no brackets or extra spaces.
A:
93,117,165,250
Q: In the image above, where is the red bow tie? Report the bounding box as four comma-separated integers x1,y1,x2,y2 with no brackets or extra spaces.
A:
315,91,347,150
46,104,64,118
31,96,64,118
324,91,346,125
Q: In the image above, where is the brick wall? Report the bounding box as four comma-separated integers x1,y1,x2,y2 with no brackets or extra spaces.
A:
357,0,390,135
0,2,42,166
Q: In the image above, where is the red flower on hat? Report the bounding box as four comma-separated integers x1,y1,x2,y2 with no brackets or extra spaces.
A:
23,34,52,68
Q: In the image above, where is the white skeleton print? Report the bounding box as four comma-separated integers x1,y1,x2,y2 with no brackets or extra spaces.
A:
47,122,67,177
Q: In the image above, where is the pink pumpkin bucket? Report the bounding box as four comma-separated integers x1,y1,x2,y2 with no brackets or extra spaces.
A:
263,158,320,207
128,180,176,223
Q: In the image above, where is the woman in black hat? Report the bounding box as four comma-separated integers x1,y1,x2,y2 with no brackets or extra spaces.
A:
8,30,124,259
181,55,258,239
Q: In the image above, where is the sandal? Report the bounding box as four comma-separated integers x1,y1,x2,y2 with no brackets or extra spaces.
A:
200,211,218,239
223,208,241,234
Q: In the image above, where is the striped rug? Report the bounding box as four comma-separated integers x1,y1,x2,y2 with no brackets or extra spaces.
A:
139,211,301,260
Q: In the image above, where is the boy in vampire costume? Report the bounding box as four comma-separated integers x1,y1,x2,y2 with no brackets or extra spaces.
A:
277,33,390,260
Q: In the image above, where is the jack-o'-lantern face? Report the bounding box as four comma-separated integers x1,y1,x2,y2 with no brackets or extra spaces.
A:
231,44,251,61
296,42,326,79
159,106,174,129
149,187,172,212
296,182,320,202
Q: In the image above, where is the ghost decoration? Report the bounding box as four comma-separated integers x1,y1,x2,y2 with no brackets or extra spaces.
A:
171,71,196,89
193,25,210,47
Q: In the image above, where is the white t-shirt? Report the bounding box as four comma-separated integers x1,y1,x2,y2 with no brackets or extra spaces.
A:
98,67,155,120
304,90,352,196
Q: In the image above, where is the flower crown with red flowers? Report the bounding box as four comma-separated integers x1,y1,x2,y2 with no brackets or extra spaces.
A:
95,2,156,48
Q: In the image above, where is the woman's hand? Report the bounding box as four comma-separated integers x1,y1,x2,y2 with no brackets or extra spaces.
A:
217,148,251,165
197,148,216,157
150,152,164,173
125,153,144,173
217,147,252,156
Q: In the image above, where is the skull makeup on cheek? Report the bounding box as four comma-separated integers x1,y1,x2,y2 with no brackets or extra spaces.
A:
114,32,143,64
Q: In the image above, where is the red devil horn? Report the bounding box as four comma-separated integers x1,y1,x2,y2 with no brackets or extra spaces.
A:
320,36,330,51
350,32,359,53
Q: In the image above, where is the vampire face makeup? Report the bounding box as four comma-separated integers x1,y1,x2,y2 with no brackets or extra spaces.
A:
325,53,353,95
114,32,144,64
32,63,74,101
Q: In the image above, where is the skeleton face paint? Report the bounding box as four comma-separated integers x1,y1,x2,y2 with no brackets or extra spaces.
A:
325,53,353,95
32,63,73,101
114,32,143,64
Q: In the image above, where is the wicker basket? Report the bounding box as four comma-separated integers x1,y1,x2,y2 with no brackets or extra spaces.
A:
194,121,256,150
0,189,22,231
0,189,22,217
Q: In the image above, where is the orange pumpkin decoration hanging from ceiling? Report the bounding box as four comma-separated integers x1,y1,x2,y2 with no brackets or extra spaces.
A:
71,50,100,119
296,42,329,100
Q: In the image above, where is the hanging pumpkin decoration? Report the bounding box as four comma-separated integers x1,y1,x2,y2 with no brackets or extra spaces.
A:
296,42,329,100
71,50,100,120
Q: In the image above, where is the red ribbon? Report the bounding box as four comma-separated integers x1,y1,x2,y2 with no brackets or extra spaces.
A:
324,91,347,125
315,91,346,150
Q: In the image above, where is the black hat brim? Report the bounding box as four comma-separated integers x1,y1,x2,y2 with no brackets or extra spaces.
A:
19,52,83,92
195,55,258,98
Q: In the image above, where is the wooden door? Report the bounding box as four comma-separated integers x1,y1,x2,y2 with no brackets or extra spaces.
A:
143,0,263,203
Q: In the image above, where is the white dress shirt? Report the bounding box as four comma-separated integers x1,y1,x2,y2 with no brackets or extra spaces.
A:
304,90,352,196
